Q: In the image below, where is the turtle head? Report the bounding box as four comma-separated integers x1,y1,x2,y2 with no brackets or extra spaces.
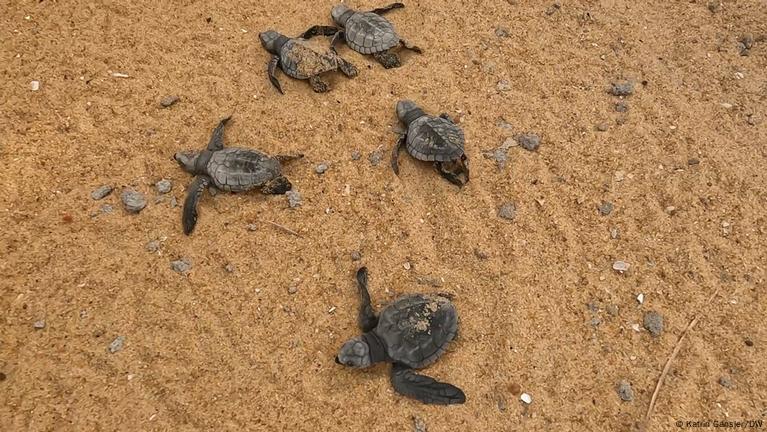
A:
396,99,426,126
331,4,355,27
259,30,288,54
335,336,371,368
174,151,199,174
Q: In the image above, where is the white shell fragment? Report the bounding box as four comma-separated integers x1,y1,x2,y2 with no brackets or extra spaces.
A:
612,260,630,272
636,293,644,305
30,80,40,91
520,393,533,404
112,72,130,78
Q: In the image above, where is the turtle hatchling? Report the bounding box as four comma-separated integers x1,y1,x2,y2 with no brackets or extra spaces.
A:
335,267,465,405
259,26,358,94
392,99,469,186
174,116,302,235
329,2,422,68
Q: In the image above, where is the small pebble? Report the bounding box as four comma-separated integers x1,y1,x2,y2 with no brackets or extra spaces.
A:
155,179,172,194
643,311,664,337
498,202,516,220
610,227,619,239
160,95,180,107
170,196,178,208
474,249,490,260
545,2,561,15
315,163,329,174
520,393,532,404
351,150,361,160
286,190,302,208
0,372,6,381
30,80,41,91
665,206,676,215
350,251,362,261
145,240,161,252
609,80,635,96
598,201,614,216
631,323,641,332
508,383,521,396
121,189,147,213
494,26,509,38
403,262,411,270
224,263,236,273
246,224,258,231
91,185,113,200
496,80,511,92
516,133,540,151
616,380,634,401
170,258,192,274
596,123,609,132
33,320,46,329
288,286,298,295
744,338,754,347
636,293,644,304
368,148,383,166
108,336,125,353
718,376,734,389
615,101,629,112
413,416,428,432
613,260,630,272
100,204,114,214
606,304,619,316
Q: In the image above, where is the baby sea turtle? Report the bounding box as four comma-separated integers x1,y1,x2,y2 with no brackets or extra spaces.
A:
391,100,469,186
259,26,358,94
336,267,466,405
174,116,301,235
329,2,422,68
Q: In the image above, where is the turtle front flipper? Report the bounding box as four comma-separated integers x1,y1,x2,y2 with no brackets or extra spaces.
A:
261,175,292,195
274,154,304,164
372,50,401,69
390,134,406,175
390,363,466,405
369,2,405,15
355,267,378,332
267,55,284,94
207,116,231,151
299,25,339,39
182,175,211,235
329,31,345,53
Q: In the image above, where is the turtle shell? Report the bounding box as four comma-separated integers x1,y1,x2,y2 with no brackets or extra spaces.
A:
406,116,465,162
280,39,340,79
345,12,400,55
374,294,458,369
206,148,281,192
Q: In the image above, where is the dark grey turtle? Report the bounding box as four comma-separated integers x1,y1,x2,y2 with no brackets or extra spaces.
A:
335,267,465,405
328,2,422,68
259,27,358,94
391,99,469,186
174,116,301,235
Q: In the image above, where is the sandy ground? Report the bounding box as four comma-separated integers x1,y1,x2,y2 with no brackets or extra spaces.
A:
1,0,766,431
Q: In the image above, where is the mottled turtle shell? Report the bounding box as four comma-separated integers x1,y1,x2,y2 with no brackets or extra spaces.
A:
205,148,281,192
344,12,400,55
280,39,341,79
373,294,458,369
406,116,466,162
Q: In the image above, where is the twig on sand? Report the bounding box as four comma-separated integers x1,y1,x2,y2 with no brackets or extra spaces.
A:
641,289,720,431
264,220,302,238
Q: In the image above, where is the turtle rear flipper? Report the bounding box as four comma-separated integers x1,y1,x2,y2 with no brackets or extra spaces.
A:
336,57,359,77
261,175,292,194
390,363,466,405
356,267,378,332
400,39,422,53
182,175,211,235
299,25,339,39
435,156,469,187
372,50,401,69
